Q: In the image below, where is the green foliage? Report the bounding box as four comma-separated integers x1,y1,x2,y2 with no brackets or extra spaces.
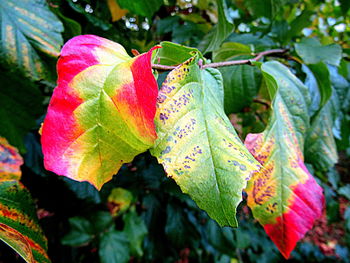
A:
0,0,63,80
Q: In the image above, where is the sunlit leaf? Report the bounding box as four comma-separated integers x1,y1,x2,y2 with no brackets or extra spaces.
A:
0,0,63,79
41,35,159,189
151,56,261,227
244,61,324,259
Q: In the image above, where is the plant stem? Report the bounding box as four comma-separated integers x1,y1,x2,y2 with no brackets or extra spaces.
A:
151,48,288,71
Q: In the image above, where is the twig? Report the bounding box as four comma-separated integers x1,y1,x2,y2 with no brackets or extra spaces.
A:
151,48,288,71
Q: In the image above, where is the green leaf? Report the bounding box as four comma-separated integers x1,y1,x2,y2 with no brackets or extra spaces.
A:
117,0,163,17
295,38,342,66
305,92,338,171
339,185,350,200
243,0,288,18
287,8,314,40
61,217,95,246
339,0,350,15
123,208,147,257
62,212,113,246
199,0,234,53
154,41,201,66
226,33,274,52
220,64,261,114
0,69,44,152
307,62,332,112
99,231,130,263
0,0,63,80
151,56,261,227
212,42,252,62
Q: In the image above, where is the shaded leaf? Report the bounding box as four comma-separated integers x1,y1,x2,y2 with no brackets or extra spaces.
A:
41,35,159,189
117,0,162,17
295,38,342,66
244,61,324,259
199,0,233,53
0,0,63,79
0,69,44,152
214,47,261,114
123,208,147,257
61,217,95,246
151,56,261,227
99,231,130,263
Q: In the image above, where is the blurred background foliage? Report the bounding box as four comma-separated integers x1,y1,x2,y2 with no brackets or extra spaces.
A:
0,0,349,262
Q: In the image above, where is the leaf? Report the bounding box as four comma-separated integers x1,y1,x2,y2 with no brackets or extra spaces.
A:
0,0,63,80
151,56,261,227
199,0,234,53
0,69,44,152
41,35,159,189
303,65,338,171
107,0,128,22
0,137,23,181
62,212,113,246
339,185,350,200
287,8,314,40
244,61,324,259
213,45,261,114
154,41,201,66
99,231,130,263
242,0,288,18
220,65,261,114
295,38,342,66
212,42,252,62
123,208,147,257
307,62,332,111
117,0,162,17
107,188,133,216
0,138,50,263
61,217,95,246
305,96,338,171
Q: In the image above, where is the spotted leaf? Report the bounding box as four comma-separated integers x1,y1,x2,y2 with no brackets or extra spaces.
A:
244,61,324,258
151,56,261,227
0,138,50,263
0,0,63,80
41,35,159,190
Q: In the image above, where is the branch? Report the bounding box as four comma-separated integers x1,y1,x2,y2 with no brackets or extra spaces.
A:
151,48,288,71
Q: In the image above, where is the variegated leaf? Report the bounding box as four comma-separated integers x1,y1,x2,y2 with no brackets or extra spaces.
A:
244,61,324,258
41,35,159,189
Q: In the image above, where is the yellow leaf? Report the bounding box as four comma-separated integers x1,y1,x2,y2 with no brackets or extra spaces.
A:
107,0,128,22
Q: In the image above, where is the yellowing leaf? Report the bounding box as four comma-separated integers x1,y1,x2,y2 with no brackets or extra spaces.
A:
107,0,128,22
41,35,159,189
